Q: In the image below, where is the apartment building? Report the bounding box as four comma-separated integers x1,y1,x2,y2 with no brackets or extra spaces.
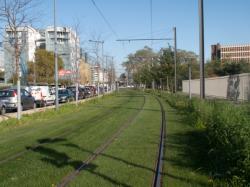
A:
4,26,41,83
3,26,81,83
45,26,80,73
211,43,250,62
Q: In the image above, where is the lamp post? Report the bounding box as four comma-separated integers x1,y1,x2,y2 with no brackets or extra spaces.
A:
54,0,59,109
199,0,205,99
173,27,177,93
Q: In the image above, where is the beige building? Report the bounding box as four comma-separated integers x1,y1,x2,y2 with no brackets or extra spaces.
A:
79,59,91,85
211,43,250,62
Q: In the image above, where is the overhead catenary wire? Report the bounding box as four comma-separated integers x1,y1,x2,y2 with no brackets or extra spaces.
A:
90,0,118,38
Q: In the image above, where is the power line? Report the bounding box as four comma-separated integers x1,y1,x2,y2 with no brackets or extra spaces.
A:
90,0,118,38
117,38,172,42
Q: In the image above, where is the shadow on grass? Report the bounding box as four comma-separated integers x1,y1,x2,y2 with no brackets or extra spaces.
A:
63,142,156,173
164,172,211,187
164,127,211,186
165,130,210,171
27,138,135,187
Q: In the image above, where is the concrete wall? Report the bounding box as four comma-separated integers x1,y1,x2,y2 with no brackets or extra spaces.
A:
182,73,250,101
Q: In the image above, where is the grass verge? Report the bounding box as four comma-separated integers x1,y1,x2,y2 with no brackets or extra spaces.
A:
162,100,212,187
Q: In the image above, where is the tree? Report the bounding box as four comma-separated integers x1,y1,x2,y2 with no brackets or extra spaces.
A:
27,49,63,84
122,46,159,87
205,60,250,77
122,46,200,91
0,0,38,119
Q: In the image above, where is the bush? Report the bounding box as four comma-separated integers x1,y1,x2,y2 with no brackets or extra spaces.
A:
161,93,250,185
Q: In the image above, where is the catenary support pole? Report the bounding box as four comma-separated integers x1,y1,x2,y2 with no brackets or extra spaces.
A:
54,0,59,109
199,0,205,99
17,73,21,120
173,27,177,93
189,63,192,99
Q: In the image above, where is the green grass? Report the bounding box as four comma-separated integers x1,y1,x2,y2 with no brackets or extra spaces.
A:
0,91,147,186
0,89,222,187
0,90,166,187
69,94,162,187
162,101,212,187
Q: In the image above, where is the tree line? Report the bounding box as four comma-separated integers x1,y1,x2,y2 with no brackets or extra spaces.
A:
121,46,250,91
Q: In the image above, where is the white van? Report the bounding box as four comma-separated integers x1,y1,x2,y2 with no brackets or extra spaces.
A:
26,86,55,107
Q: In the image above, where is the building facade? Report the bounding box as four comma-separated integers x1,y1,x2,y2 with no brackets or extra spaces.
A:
45,26,80,73
4,26,41,83
0,42,4,71
3,26,81,83
211,43,250,62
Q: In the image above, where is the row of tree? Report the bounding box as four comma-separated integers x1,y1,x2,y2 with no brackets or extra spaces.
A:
122,46,250,91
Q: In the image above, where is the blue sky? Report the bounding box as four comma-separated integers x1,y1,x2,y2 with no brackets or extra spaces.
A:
37,0,250,74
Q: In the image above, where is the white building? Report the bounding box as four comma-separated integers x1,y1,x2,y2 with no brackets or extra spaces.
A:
3,26,81,83
91,64,108,85
0,42,4,71
4,26,41,83
45,26,80,73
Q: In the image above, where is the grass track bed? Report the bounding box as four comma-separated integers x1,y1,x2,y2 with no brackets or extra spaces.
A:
69,94,162,187
0,92,146,186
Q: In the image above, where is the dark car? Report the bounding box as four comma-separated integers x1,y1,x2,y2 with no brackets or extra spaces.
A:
66,86,85,100
85,86,96,97
58,89,75,103
82,87,91,98
0,89,36,111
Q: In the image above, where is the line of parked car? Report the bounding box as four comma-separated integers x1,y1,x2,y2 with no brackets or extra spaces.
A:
0,85,97,115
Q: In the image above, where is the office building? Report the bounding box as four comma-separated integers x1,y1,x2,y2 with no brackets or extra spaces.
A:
211,43,250,62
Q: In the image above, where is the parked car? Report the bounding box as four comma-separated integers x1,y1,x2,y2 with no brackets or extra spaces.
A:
82,87,91,98
0,100,6,115
66,86,85,100
85,86,96,97
58,89,75,103
25,86,55,107
0,89,36,111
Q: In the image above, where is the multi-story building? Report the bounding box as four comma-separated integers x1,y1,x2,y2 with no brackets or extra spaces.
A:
3,26,81,83
211,43,250,62
0,42,4,71
45,26,80,73
4,26,41,83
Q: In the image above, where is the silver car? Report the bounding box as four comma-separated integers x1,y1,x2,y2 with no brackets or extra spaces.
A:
0,89,36,111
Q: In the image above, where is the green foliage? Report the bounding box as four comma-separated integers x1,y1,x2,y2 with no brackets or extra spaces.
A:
27,49,64,84
161,93,250,185
122,46,200,91
205,60,250,77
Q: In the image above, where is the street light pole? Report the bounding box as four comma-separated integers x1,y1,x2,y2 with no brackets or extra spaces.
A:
173,27,177,93
199,0,205,99
188,63,192,99
75,35,79,106
54,0,59,109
